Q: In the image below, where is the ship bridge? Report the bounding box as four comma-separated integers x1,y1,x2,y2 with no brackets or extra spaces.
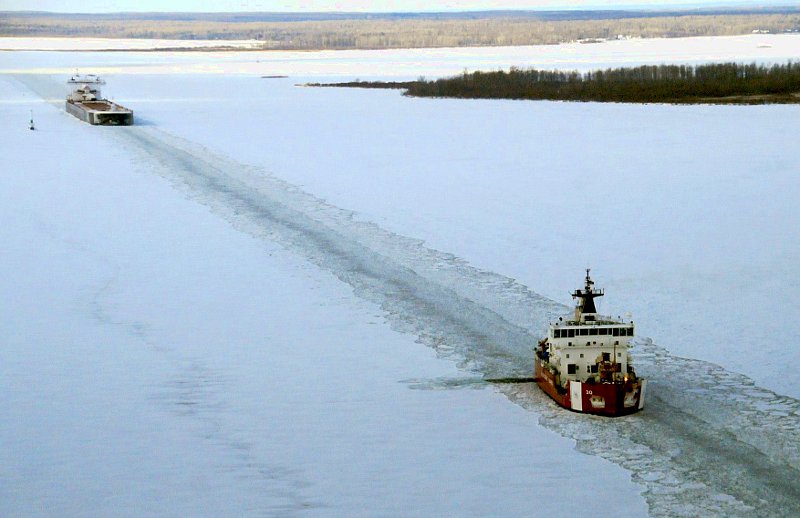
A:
542,270,636,384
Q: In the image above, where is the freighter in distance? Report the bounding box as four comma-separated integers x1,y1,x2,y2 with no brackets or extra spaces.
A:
66,74,133,126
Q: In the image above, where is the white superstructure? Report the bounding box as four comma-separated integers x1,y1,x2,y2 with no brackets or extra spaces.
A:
67,74,106,102
542,270,636,384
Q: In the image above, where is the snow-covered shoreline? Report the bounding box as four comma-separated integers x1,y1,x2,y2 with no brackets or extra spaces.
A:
2,33,798,77
0,36,263,51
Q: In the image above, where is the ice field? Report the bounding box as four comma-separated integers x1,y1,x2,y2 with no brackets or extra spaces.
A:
2,34,799,516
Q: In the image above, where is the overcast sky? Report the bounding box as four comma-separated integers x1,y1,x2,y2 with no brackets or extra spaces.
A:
2,1,786,13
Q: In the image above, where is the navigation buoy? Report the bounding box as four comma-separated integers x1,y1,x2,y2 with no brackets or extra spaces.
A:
29,110,35,131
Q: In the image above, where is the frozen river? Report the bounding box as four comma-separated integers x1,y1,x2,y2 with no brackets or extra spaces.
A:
2,35,799,517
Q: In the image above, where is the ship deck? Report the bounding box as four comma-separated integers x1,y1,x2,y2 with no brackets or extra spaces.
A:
73,100,132,113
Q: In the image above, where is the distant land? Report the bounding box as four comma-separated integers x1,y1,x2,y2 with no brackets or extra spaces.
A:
1,8,799,50
309,62,800,104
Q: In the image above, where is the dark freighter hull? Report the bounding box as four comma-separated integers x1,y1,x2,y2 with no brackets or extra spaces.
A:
535,356,646,416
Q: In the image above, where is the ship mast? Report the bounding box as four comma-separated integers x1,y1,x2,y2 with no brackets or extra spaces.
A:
572,268,603,321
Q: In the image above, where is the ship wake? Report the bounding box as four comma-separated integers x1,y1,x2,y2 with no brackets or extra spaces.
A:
504,337,800,517
105,125,800,517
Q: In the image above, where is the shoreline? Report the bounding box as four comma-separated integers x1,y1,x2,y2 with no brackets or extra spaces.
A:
1,32,798,53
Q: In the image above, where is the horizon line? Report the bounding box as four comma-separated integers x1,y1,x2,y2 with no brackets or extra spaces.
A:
2,3,798,16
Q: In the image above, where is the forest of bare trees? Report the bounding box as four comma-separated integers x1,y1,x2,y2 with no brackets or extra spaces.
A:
406,62,800,103
312,62,800,104
1,11,799,50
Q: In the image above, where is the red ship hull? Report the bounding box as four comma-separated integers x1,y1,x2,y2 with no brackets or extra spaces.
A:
535,357,645,416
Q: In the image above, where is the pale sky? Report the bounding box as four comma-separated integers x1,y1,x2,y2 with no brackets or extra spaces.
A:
1,1,787,13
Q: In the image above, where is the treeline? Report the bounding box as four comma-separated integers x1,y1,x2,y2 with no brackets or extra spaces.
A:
409,62,800,103
315,62,800,104
1,13,799,50
6,8,798,23
311,80,418,89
